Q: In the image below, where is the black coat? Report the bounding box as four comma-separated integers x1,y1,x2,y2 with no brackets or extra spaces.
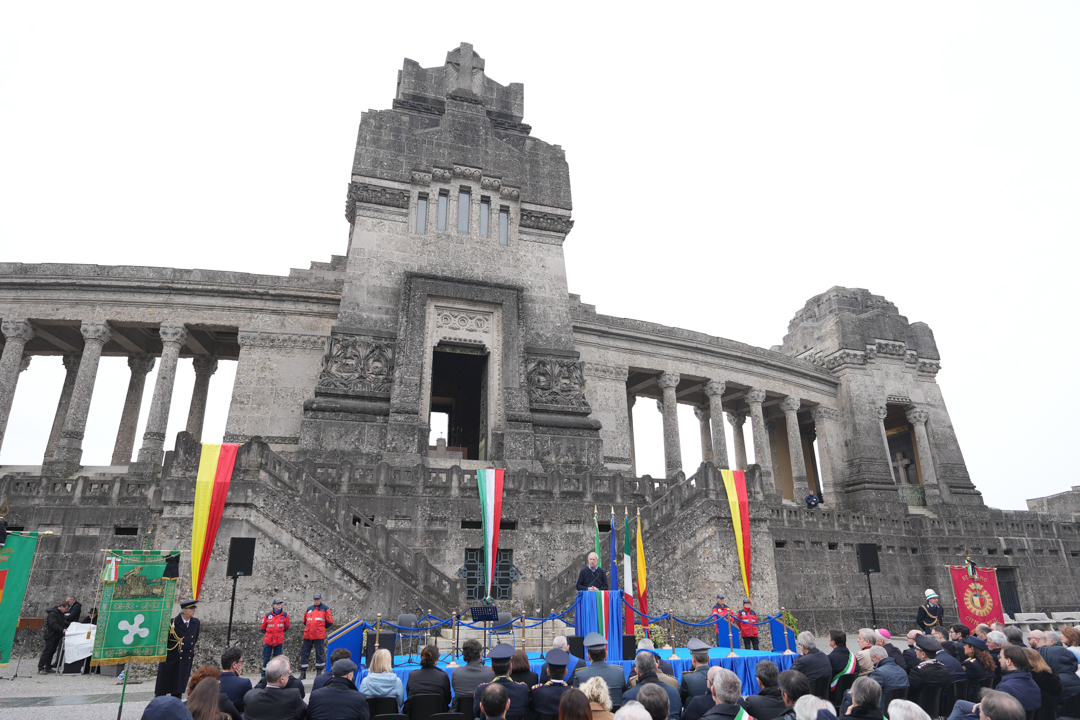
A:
936,650,967,683
220,672,253,711
154,615,200,697
1040,644,1080,697
218,692,241,720
792,648,833,682
884,644,906,667
528,680,571,716
308,676,369,720
43,607,66,641
451,660,495,714
404,666,451,711
683,694,717,720
963,658,992,684
847,705,885,720
575,566,608,591
475,677,531,720
63,602,82,627
743,686,788,720
902,648,919,672
907,660,951,695
828,647,853,677
916,604,945,634
255,674,306,699
701,702,747,720
511,669,538,688
241,686,307,720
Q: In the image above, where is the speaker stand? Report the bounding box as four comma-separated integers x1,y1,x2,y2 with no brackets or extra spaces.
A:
226,575,239,646
864,571,877,627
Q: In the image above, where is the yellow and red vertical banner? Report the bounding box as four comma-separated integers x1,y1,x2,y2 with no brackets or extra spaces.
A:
949,565,1004,628
721,470,751,596
191,443,239,599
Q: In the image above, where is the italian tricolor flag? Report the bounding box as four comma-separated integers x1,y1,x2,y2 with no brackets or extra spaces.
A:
831,651,857,689
721,470,751,596
477,469,505,600
734,708,753,720
594,590,612,640
191,443,239,600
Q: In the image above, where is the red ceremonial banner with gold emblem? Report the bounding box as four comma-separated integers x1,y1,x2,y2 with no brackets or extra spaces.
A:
949,565,1005,628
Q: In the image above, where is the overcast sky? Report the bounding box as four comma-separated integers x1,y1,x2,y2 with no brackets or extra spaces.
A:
1,3,1077,510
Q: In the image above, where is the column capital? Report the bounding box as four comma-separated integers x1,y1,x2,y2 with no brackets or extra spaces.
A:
811,406,839,423
192,356,219,377
873,402,888,420
128,352,156,375
655,399,663,414
18,356,31,373
704,379,726,398
62,353,82,372
80,321,112,345
745,388,767,405
905,407,930,426
726,410,747,428
158,323,188,346
657,372,680,390
694,406,709,421
780,396,801,414
1,319,35,343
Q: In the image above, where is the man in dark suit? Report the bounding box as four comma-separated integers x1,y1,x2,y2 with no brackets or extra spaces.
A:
242,654,307,720
742,660,787,720
576,552,608,591
219,645,253,712
680,638,712,705
827,630,854,678
791,632,832,683
903,630,923,672
571,632,627,707
623,651,681,720
307,658,368,720
154,599,201,698
474,644,530,720
452,639,494,714
62,597,82,626
314,649,354,692
627,639,674,680
683,667,723,720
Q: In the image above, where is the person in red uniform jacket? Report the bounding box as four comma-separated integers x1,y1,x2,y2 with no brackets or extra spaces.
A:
300,592,334,680
737,599,760,651
712,594,735,647
260,599,290,678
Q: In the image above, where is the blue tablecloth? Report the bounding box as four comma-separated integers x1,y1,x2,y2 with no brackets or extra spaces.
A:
344,647,795,701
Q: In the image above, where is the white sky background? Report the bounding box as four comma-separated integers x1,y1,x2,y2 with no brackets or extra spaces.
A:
1,2,1077,510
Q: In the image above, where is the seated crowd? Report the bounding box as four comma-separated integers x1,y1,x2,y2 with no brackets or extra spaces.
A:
138,622,1080,720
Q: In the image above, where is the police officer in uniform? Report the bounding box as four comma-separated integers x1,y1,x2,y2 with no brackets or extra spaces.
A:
916,589,945,635
571,632,627,708
907,634,951,709
474,643,531,720
530,647,574,717
155,599,201,698
679,638,711,705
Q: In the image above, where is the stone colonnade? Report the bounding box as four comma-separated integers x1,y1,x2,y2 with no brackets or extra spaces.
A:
0,319,219,473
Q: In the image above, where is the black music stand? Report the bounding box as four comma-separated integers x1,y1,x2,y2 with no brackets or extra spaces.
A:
469,605,499,657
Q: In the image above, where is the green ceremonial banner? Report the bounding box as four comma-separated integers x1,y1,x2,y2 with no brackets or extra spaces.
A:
0,532,40,667
92,550,180,666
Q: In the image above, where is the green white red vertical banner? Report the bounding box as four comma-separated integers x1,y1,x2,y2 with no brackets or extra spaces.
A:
477,469,504,600
0,531,40,666
191,443,239,600
720,469,751,597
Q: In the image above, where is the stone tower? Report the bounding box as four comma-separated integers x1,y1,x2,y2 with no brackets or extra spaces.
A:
299,43,602,471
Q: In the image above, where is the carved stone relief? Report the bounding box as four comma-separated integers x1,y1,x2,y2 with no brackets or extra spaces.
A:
525,355,590,412
316,334,396,397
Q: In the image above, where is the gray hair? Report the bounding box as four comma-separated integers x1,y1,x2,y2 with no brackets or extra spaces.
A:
797,631,816,651
851,677,882,708
588,552,599,562
712,668,742,704
795,695,835,720
887,699,932,720
706,665,723,688
552,635,569,650
980,690,1026,720
581,676,612,711
265,655,290,684
859,628,879,645
1047,631,1062,645
636,683,670,720
987,631,1008,647
1004,626,1024,644
613,701,653,720
635,650,658,675
637,638,656,652
868,645,888,661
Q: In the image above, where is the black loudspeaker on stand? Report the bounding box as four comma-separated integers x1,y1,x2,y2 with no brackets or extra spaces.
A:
567,635,585,660
225,538,257,646
856,543,881,625
365,632,397,667
623,634,637,661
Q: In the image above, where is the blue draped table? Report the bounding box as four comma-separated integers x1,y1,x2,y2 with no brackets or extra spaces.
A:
336,647,795,702
573,590,625,662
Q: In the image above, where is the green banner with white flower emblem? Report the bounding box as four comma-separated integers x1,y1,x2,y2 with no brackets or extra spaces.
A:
91,550,180,666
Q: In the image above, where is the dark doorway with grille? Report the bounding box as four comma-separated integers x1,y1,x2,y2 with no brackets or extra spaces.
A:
430,346,487,461
997,567,1022,616
462,548,514,602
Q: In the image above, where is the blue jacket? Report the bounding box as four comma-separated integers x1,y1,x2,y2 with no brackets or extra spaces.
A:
792,647,833,682
218,671,252,711
936,650,967,683
868,658,909,711
997,671,1041,712
359,670,404,709
1040,645,1080,696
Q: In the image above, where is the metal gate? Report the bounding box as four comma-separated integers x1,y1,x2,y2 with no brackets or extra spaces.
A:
999,571,1022,616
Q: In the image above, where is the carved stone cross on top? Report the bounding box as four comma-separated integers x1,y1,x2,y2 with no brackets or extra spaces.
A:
892,452,911,484
451,42,484,93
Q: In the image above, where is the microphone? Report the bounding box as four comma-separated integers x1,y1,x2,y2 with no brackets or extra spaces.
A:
417,604,424,615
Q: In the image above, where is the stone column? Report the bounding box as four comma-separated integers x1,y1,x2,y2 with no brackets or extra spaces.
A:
185,356,218,441
136,323,188,467
745,388,774,492
52,321,112,473
875,402,897,484
44,354,82,461
0,319,35,453
780,396,810,497
694,406,714,465
704,380,730,469
110,353,156,465
656,372,682,478
810,406,842,501
906,407,944,501
627,394,637,476
727,410,748,470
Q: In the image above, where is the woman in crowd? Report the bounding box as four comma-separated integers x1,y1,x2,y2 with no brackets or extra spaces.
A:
581,676,614,720
1023,647,1062,720
185,666,240,720
559,688,594,720
361,647,405,709
511,648,539,687
1061,627,1080,662
186,676,230,720
843,677,884,720
961,636,996,695
404,644,452,711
